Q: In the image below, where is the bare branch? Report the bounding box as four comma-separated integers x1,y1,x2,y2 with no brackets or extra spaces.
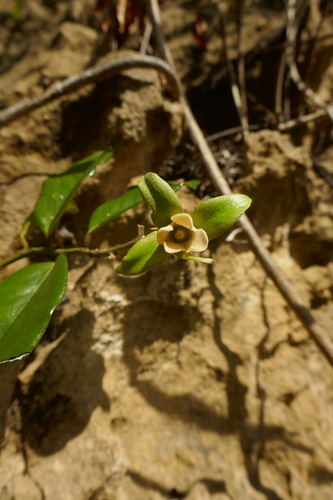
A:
286,0,333,122
237,0,249,133
218,5,249,141
205,109,327,141
0,55,179,128
147,0,333,367
277,108,327,130
275,51,287,122
140,20,153,54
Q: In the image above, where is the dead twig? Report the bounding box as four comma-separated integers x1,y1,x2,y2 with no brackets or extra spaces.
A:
218,4,249,141
277,108,327,130
205,109,327,141
147,0,333,368
237,0,249,134
206,124,261,142
304,0,330,85
286,0,333,123
275,50,287,122
140,19,153,54
0,55,179,128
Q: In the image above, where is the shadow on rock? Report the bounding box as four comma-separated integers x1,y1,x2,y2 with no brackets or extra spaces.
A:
20,309,110,456
59,75,152,158
119,267,313,500
0,360,24,446
128,470,227,499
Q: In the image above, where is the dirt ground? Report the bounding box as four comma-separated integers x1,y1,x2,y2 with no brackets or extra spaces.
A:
0,1,333,499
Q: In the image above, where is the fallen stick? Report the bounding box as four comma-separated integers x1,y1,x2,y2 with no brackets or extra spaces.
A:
147,0,333,367
0,54,179,128
218,5,249,141
286,0,333,123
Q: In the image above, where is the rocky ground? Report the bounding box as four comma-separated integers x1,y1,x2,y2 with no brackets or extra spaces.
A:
0,1,333,499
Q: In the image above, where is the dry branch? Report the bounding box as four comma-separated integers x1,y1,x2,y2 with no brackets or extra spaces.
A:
275,51,287,122
0,55,178,128
286,0,333,123
236,0,248,130
147,0,333,367
218,5,249,141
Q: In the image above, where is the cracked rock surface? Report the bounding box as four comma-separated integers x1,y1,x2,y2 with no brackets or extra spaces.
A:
1,1,333,499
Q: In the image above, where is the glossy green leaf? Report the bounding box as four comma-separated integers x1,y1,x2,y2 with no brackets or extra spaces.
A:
33,149,113,235
138,173,183,227
116,231,169,276
191,194,252,240
0,255,68,363
88,179,199,233
168,179,201,191
88,186,143,233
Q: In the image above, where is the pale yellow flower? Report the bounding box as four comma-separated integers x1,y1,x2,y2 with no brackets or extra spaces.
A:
157,213,208,254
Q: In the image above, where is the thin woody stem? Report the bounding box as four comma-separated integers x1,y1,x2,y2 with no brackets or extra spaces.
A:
147,0,333,368
0,239,138,269
0,55,179,128
286,0,333,123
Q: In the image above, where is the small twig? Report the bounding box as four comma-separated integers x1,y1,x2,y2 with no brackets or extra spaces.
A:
206,124,261,142
0,55,179,128
283,69,292,121
237,0,249,134
218,4,249,141
275,50,287,122
286,0,333,123
0,239,138,270
147,0,333,368
277,108,327,130
304,0,329,85
140,19,153,54
206,109,327,141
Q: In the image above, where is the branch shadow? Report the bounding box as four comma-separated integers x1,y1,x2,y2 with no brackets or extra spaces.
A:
128,470,227,499
19,308,110,456
58,75,152,158
118,267,314,500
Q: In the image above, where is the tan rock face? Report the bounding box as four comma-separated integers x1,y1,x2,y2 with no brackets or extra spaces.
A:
1,2,333,500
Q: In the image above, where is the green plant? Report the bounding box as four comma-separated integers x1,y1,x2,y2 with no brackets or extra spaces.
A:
0,151,251,363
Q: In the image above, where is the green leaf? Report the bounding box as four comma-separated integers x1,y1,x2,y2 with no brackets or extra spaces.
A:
191,194,252,240
88,186,143,233
178,253,213,264
33,149,113,235
0,255,68,363
168,179,201,191
138,173,183,227
88,178,199,233
116,231,169,276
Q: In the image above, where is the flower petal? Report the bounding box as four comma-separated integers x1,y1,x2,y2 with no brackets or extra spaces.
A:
116,231,169,276
190,194,252,240
157,225,174,245
187,228,209,252
170,213,195,230
163,241,188,254
138,173,183,227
